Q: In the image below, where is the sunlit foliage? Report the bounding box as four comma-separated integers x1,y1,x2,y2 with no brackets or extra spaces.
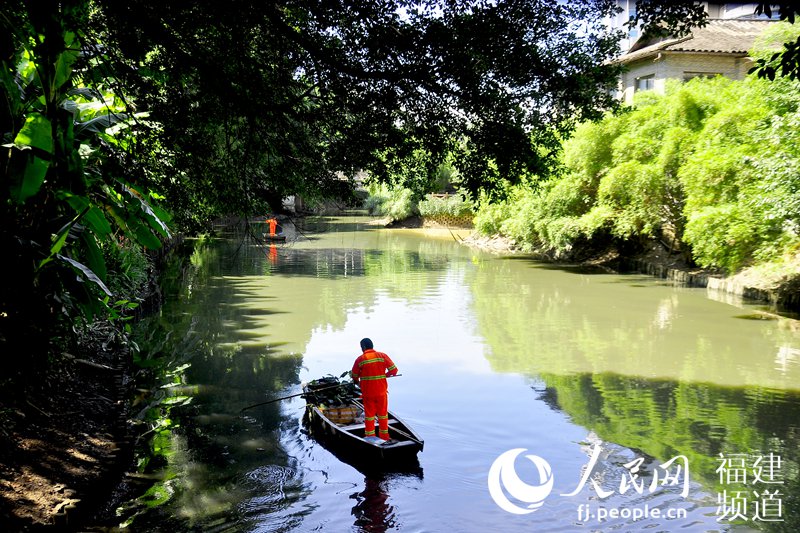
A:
475,75,800,272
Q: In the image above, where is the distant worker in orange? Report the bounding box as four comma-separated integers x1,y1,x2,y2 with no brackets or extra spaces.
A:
351,338,398,441
265,216,278,236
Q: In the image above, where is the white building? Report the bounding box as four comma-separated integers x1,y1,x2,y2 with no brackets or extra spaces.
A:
611,2,776,103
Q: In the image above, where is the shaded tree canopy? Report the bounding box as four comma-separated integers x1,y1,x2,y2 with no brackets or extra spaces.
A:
91,0,623,213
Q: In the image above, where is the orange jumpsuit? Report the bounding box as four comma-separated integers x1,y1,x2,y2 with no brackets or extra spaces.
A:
351,349,398,440
266,217,278,236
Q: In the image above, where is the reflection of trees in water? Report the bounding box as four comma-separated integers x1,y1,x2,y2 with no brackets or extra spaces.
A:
537,373,800,531
260,246,450,280
212,227,465,347
124,237,307,527
135,238,303,397
470,256,800,389
223,218,455,282
127,221,459,528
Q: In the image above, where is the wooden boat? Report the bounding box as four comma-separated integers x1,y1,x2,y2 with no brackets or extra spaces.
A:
302,378,424,464
263,234,286,242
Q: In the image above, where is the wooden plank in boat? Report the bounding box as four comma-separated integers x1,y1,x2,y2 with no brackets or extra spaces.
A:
339,419,399,432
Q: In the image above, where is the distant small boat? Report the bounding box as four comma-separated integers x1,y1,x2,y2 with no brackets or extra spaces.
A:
302,378,424,464
263,234,286,242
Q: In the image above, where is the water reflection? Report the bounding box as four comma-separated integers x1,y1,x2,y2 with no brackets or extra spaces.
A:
349,471,425,532
117,236,307,529
242,464,308,532
350,477,395,532
471,256,800,389
112,217,800,531
534,372,800,530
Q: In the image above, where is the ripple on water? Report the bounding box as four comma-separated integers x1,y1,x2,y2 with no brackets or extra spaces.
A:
239,465,308,532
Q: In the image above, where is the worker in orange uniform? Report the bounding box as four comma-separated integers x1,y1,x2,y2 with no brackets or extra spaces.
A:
351,338,398,441
265,216,278,236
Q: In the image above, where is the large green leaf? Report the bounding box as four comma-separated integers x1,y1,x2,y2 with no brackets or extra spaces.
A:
85,206,113,237
140,201,171,239
48,223,72,262
75,113,130,137
57,255,112,297
37,207,90,270
128,215,163,250
148,201,172,227
54,31,80,91
15,113,54,154
108,202,162,250
17,53,36,83
81,231,107,282
0,61,22,118
123,184,171,238
65,194,113,237
10,153,50,203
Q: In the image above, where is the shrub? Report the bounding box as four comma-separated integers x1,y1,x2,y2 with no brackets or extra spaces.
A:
384,187,416,221
474,198,510,236
475,74,800,272
597,161,665,238
417,193,473,218
683,204,761,272
363,183,416,221
364,192,388,216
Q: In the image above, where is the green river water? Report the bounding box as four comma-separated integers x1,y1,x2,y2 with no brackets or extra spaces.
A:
116,216,800,532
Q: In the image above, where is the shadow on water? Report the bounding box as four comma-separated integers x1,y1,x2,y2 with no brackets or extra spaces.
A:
734,313,780,321
499,255,614,274
104,236,310,530
306,434,424,481
296,215,383,234
499,255,686,287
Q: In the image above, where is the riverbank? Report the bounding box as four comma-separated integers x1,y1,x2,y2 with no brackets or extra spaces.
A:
0,240,177,530
461,231,800,313
0,323,132,530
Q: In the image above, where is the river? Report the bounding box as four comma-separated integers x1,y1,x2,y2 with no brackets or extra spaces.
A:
118,216,800,532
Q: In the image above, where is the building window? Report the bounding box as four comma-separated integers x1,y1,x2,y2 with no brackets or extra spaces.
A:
635,74,655,92
628,4,638,39
724,4,779,20
683,72,721,81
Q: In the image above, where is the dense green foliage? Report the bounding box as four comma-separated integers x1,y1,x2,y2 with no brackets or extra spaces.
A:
476,74,800,273
92,0,621,215
364,187,473,225
1,0,170,382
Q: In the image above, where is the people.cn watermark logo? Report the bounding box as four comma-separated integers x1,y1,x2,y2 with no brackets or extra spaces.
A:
487,448,554,515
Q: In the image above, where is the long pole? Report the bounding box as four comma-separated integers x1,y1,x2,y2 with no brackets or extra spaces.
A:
239,381,345,412
239,374,402,412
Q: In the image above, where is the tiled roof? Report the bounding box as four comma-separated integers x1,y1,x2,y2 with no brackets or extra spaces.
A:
616,19,776,64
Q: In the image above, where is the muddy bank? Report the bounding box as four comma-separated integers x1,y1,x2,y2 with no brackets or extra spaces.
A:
0,324,133,530
0,238,181,530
